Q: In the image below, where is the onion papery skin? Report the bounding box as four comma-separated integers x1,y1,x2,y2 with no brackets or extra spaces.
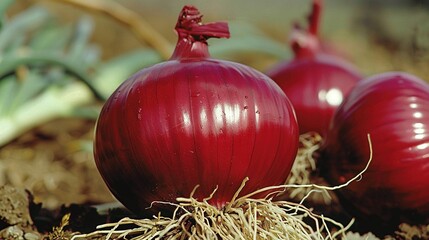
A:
94,5,299,216
267,54,361,136
321,72,429,231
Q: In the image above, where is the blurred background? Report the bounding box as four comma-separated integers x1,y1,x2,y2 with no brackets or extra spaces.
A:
0,0,428,209
9,0,429,74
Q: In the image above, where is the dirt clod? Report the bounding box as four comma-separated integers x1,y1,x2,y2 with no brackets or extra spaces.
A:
0,185,34,227
0,185,42,239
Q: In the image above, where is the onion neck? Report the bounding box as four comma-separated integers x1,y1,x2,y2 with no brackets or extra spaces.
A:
289,0,322,59
170,36,211,60
170,5,230,60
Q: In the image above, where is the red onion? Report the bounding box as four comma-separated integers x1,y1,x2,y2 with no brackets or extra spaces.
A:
266,0,362,136
94,5,299,215
321,72,429,232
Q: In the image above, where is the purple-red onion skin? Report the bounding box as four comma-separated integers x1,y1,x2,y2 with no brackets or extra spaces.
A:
94,58,299,214
321,72,429,228
267,54,361,136
266,0,362,136
94,5,299,216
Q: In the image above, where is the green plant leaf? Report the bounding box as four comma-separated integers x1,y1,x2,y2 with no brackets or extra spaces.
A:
69,105,101,120
227,20,267,37
0,74,18,115
0,0,13,16
0,51,104,100
209,21,290,60
0,4,105,147
4,34,25,52
29,24,73,51
0,82,94,147
0,6,50,52
93,49,162,99
9,70,53,110
68,16,95,60
0,0,14,29
210,35,290,60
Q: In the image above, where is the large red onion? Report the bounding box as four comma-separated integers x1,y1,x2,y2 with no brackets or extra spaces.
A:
94,5,299,215
321,72,429,232
266,0,362,136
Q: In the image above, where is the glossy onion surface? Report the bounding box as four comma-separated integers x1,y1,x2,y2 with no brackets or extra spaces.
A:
94,6,299,215
267,55,361,136
266,0,362,136
321,72,429,230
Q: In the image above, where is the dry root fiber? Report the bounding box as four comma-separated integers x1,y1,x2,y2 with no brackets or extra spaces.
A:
286,132,322,195
283,132,335,205
71,181,352,240
70,135,373,240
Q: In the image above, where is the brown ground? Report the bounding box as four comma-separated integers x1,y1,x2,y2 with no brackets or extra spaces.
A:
0,119,115,238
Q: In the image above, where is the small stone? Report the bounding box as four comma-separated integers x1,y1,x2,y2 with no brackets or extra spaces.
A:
24,232,41,240
0,225,24,239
